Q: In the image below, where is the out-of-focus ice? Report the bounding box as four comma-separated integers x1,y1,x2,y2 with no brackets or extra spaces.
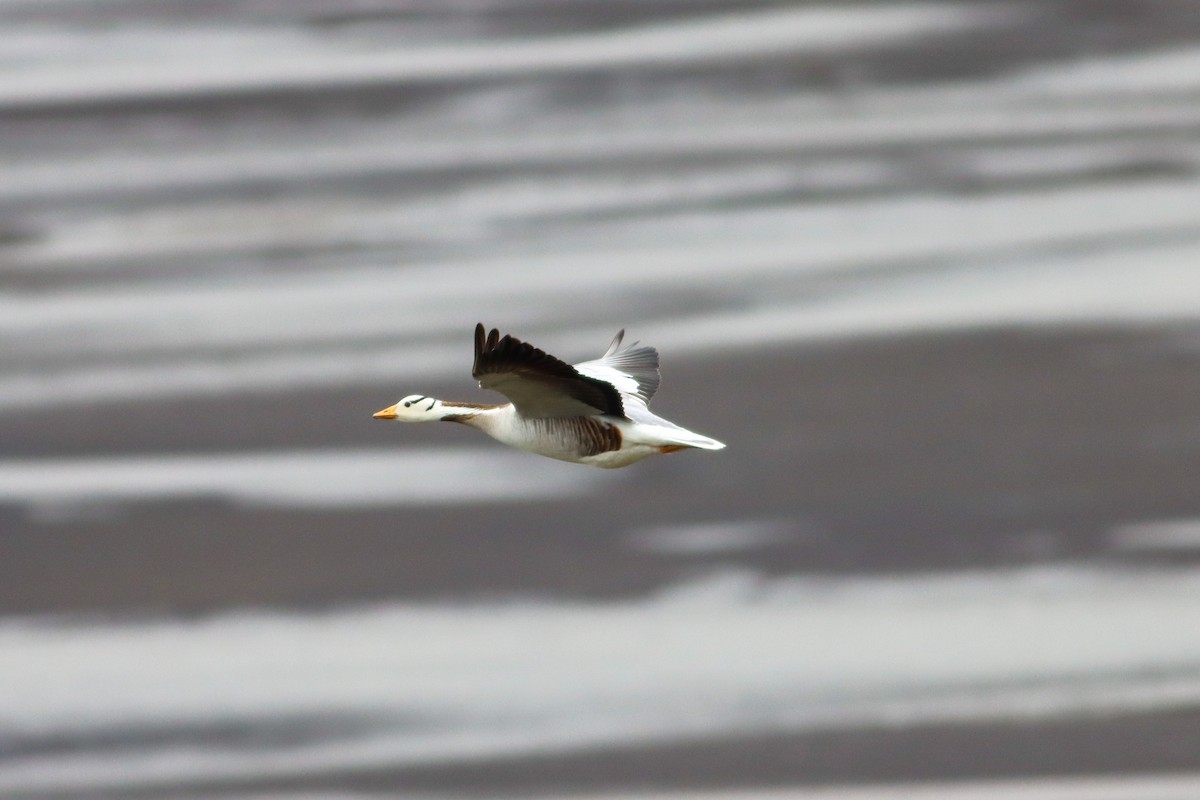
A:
3,1,1200,795
466,773,1200,800
2,563,1200,792
1,5,1199,412
0,448,612,514
0,4,996,107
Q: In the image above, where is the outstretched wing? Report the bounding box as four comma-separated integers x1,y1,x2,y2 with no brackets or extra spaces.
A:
472,323,625,418
574,329,661,405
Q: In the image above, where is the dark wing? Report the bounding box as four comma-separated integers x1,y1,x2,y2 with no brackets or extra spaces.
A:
471,323,625,418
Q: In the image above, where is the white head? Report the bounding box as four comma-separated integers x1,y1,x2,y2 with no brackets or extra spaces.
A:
372,394,445,422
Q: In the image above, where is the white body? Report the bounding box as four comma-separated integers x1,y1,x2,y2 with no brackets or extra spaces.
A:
449,404,723,469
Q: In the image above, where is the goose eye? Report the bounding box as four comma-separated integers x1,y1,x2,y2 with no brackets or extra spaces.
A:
403,400,413,407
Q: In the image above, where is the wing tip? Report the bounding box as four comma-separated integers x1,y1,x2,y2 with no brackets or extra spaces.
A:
473,322,486,376
474,322,508,376
603,329,625,358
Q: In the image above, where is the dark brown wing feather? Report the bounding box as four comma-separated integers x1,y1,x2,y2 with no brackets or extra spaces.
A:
472,323,625,418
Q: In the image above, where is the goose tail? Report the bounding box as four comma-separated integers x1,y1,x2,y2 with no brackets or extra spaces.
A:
674,431,726,450
636,423,725,451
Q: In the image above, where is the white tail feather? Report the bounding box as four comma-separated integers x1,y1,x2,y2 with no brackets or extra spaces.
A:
626,422,725,451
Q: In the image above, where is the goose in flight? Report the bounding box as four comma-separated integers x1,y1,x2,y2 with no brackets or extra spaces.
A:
373,323,725,468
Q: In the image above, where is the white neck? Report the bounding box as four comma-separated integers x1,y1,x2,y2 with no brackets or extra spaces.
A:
437,401,511,426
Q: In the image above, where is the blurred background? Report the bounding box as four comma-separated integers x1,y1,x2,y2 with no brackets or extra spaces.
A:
3,1,1200,797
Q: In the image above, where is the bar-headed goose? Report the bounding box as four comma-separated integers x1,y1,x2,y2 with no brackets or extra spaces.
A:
373,323,724,468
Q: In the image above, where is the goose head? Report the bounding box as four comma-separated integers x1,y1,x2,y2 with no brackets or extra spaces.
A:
372,395,445,422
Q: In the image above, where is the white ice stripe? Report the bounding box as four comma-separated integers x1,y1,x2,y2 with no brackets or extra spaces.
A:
2,241,1200,411
0,447,608,510
0,5,994,107
638,242,1200,354
4,93,1200,205
11,105,1200,271
1110,519,1200,554
3,166,819,270
7,179,1200,336
2,181,1200,411
0,266,572,359
8,142,1200,280
1014,44,1200,96
86,774,1200,800
531,773,1200,800
626,520,791,555
2,566,1200,792
0,346,470,410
